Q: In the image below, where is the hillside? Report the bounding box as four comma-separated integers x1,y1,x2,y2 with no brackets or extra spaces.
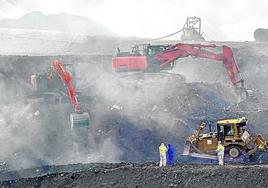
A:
0,11,115,36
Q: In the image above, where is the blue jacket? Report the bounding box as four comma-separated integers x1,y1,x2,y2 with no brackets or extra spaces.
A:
167,144,174,166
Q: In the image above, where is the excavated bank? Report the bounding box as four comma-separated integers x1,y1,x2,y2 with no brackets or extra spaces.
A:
1,163,268,188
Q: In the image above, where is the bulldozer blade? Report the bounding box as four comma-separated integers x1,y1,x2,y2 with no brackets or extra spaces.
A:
182,142,190,155
189,153,217,160
70,112,90,128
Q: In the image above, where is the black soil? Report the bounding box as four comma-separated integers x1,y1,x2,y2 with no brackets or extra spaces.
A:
1,163,268,188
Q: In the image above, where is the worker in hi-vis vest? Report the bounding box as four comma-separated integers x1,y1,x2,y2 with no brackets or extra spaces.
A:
216,141,225,165
159,143,167,167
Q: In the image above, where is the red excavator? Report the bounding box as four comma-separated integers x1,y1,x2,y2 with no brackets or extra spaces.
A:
28,60,90,128
112,43,251,98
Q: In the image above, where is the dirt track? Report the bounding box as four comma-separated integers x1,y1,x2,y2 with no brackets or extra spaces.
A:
1,163,268,188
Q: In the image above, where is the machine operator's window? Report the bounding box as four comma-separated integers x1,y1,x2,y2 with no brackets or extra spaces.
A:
225,125,234,136
159,46,166,52
238,126,243,136
148,48,153,56
219,125,224,132
218,125,224,142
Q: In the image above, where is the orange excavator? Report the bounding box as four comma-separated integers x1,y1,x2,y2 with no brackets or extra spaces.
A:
112,43,252,98
28,60,90,128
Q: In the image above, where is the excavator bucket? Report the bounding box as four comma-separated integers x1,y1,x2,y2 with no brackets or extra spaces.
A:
70,112,90,128
238,88,254,102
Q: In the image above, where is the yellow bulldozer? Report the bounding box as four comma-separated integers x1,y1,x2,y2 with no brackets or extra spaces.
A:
183,117,267,161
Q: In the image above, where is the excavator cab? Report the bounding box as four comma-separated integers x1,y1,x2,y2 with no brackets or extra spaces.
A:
125,44,168,57
147,45,168,56
146,45,174,71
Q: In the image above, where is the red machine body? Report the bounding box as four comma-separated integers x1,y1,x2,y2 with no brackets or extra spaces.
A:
112,56,148,72
112,43,243,86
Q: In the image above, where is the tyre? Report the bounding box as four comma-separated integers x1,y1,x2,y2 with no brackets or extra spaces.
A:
226,146,242,158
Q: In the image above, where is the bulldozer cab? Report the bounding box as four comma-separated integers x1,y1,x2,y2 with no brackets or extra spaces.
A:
216,117,247,143
184,117,267,160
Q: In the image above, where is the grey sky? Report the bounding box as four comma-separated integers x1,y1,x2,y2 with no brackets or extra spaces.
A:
0,0,268,41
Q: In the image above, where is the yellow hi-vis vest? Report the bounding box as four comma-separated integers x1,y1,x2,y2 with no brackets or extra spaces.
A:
217,144,225,152
159,144,167,154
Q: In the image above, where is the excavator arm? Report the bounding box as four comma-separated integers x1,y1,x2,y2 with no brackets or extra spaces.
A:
48,60,90,128
154,43,242,86
51,60,81,113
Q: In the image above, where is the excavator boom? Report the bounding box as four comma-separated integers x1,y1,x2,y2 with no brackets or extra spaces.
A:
51,60,81,112
154,43,241,85
47,60,90,128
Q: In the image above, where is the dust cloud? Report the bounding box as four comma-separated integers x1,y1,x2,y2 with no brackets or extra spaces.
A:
0,61,122,170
